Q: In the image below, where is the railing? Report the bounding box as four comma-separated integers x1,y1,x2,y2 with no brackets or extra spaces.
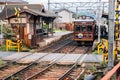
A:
6,39,22,52
101,62,120,80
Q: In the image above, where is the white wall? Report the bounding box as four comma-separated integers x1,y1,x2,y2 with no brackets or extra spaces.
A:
58,10,73,23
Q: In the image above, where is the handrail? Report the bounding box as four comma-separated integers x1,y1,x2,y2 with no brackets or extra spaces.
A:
6,39,22,52
101,62,120,80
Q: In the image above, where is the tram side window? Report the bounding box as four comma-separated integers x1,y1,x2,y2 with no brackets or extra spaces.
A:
82,25,87,32
76,25,81,32
88,25,92,32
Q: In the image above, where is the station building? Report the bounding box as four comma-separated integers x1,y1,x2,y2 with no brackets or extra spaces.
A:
0,4,57,48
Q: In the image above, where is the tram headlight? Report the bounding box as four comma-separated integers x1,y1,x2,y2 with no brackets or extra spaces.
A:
78,33,83,38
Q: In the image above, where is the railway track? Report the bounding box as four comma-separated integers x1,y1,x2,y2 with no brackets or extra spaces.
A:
3,53,65,80
0,36,93,80
61,66,85,80
2,38,74,80
71,46,92,54
39,38,92,54
2,53,50,80
58,47,90,80
55,41,78,53
0,63,27,79
3,47,90,80
25,54,85,80
0,53,34,79
40,37,73,53
24,47,90,80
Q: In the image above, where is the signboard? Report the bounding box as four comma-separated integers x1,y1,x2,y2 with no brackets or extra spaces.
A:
10,18,26,23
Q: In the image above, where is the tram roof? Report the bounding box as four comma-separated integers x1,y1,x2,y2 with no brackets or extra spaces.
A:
73,19,95,22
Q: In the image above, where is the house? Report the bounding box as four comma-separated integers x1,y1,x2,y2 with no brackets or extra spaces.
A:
0,0,28,12
54,9,74,31
0,4,57,48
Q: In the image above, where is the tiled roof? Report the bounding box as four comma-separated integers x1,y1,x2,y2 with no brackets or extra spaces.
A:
6,4,44,12
0,4,57,20
0,0,27,3
0,4,44,20
54,8,74,14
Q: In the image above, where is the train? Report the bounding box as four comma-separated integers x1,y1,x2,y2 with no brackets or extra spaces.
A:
73,15,98,45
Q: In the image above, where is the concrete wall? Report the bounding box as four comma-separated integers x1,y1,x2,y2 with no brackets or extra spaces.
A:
58,10,73,23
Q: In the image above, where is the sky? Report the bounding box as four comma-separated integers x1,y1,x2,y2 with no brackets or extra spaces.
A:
27,0,108,17
27,0,108,4
27,0,108,10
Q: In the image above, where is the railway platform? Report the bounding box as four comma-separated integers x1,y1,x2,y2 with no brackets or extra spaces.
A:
37,31,73,48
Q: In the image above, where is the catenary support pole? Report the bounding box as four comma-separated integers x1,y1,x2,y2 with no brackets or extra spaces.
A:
97,0,101,42
108,0,115,69
48,0,50,10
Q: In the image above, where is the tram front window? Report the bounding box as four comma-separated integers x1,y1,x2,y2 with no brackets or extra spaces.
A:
82,25,87,32
88,25,92,32
76,25,81,32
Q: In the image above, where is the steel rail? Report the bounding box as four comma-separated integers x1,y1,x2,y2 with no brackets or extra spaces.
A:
39,36,73,52
69,46,78,53
26,47,90,80
4,39,73,79
0,53,33,70
58,54,85,80
55,41,77,53
58,47,90,80
26,54,84,80
42,39,73,53
3,53,49,80
75,69,85,80
51,40,73,53
25,54,66,80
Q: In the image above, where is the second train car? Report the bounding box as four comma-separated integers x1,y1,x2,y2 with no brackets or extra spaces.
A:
73,15,97,45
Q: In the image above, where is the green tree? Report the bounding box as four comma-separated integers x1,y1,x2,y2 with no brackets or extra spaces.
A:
0,24,15,40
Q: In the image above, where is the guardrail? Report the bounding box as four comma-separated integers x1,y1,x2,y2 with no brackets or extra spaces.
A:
101,62,120,80
6,39,22,52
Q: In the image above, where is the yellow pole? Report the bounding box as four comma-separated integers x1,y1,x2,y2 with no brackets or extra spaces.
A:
18,42,20,52
102,54,105,63
6,40,8,52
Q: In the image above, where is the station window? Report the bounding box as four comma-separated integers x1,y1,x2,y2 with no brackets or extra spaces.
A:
76,25,81,32
87,25,92,32
82,25,87,32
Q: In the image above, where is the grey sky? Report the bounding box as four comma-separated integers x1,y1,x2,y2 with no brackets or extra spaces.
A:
28,0,108,4
27,0,108,16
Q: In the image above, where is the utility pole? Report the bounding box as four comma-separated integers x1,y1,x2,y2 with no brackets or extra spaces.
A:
48,0,50,10
108,0,115,69
97,0,102,42
76,7,78,19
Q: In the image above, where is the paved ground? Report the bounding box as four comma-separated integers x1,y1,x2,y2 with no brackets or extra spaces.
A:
0,51,16,59
1,52,102,64
2,52,32,62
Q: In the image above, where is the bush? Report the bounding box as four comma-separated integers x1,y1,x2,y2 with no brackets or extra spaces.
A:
0,24,15,40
